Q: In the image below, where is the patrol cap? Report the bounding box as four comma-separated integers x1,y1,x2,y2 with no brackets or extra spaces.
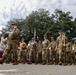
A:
44,34,47,37
11,23,17,28
59,30,63,32
11,23,16,26
51,37,54,39
22,38,24,41
32,37,34,40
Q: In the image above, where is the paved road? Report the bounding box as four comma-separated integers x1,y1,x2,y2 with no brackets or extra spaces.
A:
0,64,76,75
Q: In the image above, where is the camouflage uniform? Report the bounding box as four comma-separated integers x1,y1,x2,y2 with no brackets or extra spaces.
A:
18,40,26,64
56,31,67,65
26,41,31,62
2,25,19,64
48,38,57,64
37,40,42,63
28,38,38,63
71,42,76,64
71,44,75,64
65,41,72,65
42,37,50,64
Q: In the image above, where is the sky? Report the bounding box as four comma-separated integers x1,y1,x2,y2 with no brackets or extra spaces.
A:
0,0,76,30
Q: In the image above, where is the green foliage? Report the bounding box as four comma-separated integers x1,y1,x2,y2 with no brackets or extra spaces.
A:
2,9,76,42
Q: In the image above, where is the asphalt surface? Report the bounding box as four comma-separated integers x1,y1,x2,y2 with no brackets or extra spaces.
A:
0,63,76,75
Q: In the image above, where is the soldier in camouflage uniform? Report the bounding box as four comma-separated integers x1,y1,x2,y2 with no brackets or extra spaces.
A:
28,38,38,64
71,43,75,64
56,30,67,65
0,23,19,65
42,35,50,65
47,37,57,64
37,40,42,63
18,38,26,64
72,41,76,64
26,40,31,62
65,38,72,65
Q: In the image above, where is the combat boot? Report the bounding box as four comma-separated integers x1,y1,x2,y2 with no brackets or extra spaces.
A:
58,61,62,65
34,62,38,65
74,59,76,65
0,58,5,64
49,61,53,65
54,62,58,65
63,62,67,66
12,62,18,65
68,63,72,65
27,61,32,64
74,62,76,65
17,60,20,64
22,62,25,64
65,62,68,65
42,62,46,65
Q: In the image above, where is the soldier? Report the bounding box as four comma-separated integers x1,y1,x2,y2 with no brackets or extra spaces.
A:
37,40,42,64
18,38,26,64
56,30,67,65
72,41,76,65
42,34,50,65
71,43,75,64
0,23,19,65
26,40,31,62
47,37,57,64
28,38,38,64
65,38,72,65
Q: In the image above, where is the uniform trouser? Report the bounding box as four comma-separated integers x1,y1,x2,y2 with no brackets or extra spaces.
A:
57,47,62,62
32,49,38,62
74,49,76,63
55,51,59,63
71,52,76,63
5,51,11,63
26,52,29,61
42,49,50,63
29,49,38,62
29,50,33,61
49,49,58,62
62,50,66,63
58,50,62,61
18,50,26,62
38,51,42,63
2,41,18,62
66,52,71,63
75,52,76,63
71,52,75,63
6,52,13,62
49,49,52,61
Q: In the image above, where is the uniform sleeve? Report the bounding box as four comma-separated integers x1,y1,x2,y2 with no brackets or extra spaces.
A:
48,40,50,45
20,43,22,50
48,43,51,48
56,37,59,48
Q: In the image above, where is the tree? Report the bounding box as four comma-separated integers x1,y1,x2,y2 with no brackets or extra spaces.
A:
24,9,54,40
2,9,75,42
51,9,73,40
